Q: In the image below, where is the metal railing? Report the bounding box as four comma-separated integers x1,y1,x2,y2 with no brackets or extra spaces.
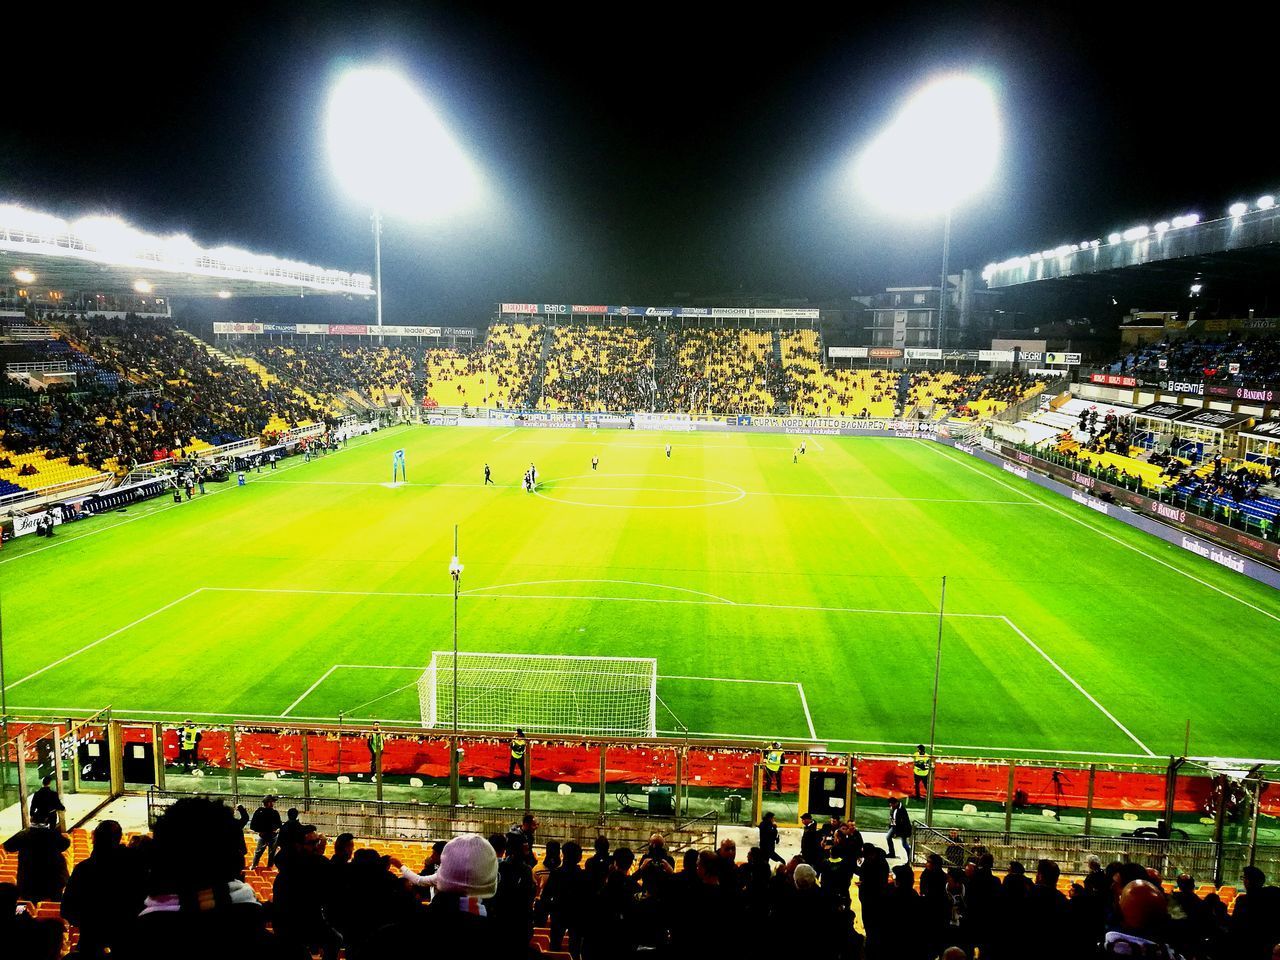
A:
147,788,718,851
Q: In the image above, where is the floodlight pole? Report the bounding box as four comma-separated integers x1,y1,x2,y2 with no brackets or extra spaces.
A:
925,575,946,826
937,209,952,350
449,524,461,805
372,209,384,342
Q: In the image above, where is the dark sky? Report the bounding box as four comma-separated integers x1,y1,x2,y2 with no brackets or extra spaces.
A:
4,3,1276,325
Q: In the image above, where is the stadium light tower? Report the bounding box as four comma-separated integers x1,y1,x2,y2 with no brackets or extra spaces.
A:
326,67,481,333
855,74,1000,348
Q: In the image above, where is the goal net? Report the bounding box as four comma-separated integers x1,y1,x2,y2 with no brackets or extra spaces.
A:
418,652,658,737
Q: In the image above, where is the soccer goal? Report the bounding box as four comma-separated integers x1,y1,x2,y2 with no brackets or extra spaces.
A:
418,652,658,737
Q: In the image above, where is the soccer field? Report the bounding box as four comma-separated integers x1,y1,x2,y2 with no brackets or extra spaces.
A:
4,423,1279,763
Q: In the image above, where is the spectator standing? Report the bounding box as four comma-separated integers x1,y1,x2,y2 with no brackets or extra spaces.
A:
759,811,785,867
28,775,64,828
62,820,140,960
3,823,70,903
885,797,913,862
248,795,282,868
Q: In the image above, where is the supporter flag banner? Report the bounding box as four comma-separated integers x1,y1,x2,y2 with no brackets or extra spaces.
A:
827,347,868,358
904,348,942,360
1044,351,1082,365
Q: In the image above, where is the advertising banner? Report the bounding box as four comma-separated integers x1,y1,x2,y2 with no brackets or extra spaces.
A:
868,347,904,359
677,307,711,316
1242,418,1280,441
1133,402,1196,421
606,306,646,317
644,307,675,317
295,323,329,334
711,307,752,318
501,303,538,314
13,509,62,537
539,304,570,315
261,322,295,333
1160,379,1204,395
979,349,1015,362
443,327,477,337
1043,351,1082,365
1090,373,1138,387
572,305,607,314
213,321,263,334
328,324,368,335
904,348,942,360
828,346,868,359
398,325,442,337
1204,383,1277,403
1174,409,1253,431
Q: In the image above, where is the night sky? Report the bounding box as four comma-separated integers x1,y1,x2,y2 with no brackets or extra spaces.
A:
4,3,1275,325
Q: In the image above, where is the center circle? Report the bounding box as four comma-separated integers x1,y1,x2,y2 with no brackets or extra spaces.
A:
533,473,746,509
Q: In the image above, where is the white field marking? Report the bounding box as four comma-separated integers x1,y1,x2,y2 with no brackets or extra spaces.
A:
252,476,1031,506
1000,616,1155,757
198,584,1002,619
920,440,1280,625
659,674,795,684
534,473,746,510
805,436,826,452
0,424,406,567
282,665,340,716
340,681,422,717
3,589,205,692
286,662,429,715
492,429,518,441
797,683,817,739
493,436,801,450
464,579,736,605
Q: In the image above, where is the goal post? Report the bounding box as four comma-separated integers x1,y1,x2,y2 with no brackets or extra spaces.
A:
418,652,658,737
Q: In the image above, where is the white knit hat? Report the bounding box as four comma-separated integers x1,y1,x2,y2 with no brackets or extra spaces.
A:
793,863,818,889
434,834,499,898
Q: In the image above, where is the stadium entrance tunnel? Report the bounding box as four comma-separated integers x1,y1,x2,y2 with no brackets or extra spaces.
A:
533,473,746,509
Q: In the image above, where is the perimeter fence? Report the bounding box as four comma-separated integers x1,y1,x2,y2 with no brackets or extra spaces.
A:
3,715,1277,883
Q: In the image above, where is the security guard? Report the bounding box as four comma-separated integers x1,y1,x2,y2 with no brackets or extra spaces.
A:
763,741,784,792
913,744,931,799
177,720,201,773
367,722,385,778
509,728,527,782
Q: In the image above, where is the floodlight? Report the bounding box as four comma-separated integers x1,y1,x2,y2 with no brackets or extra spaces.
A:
217,290,232,299
327,67,480,221
133,279,153,294
1107,233,1122,244
1258,195,1275,210
1190,283,1203,295
13,269,35,284
1122,226,1148,241
855,74,1000,217
1154,221,1170,234
1229,202,1248,217
1054,245,1072,258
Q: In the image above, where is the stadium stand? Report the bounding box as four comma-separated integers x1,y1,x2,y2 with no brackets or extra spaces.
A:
538,325,656,412
423,322,542,409
1,816,1271,960
665,328,787,415
0,315,321,489
1114,334,1280,383
234,341,416,414
781,330,896,417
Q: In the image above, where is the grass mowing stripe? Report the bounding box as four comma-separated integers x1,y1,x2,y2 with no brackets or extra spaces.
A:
918,440,1280,624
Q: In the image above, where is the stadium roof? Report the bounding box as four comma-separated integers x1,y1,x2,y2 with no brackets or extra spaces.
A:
982,196,1280,291
0,204,375,299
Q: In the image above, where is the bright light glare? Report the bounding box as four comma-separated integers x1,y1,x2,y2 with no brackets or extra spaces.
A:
1258,195,1275,210
133,279,153,294
13,269,36,284
1229,202,1248,217
1107,233,1122,244
217,290,232,299
855,75,1000,217
327,67,480,221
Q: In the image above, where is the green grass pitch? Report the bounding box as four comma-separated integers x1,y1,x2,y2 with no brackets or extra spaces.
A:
4,423,1279,763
